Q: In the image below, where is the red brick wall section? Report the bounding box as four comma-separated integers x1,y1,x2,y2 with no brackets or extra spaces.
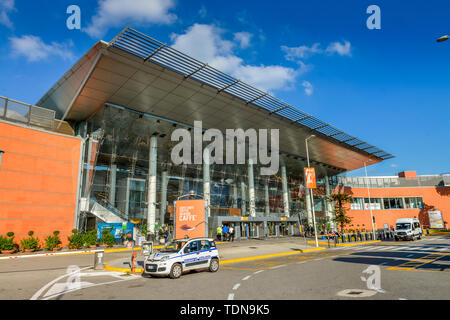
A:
333,186,450,230
0,121,82,247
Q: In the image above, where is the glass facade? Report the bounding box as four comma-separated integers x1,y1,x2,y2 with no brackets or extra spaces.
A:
78,104,335,230
350,197,424,210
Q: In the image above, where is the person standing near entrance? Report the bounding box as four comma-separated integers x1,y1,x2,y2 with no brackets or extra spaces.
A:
229,225,234,242
216,225,223,241
222,224,229,241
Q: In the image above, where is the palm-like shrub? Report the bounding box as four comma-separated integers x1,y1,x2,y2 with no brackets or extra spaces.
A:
68,229,83,249
44,231,61,250
20,231,39,251
83,230,98,247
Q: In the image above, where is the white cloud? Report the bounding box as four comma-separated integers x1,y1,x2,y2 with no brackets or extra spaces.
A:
198,5,207,18
234,31,253,49
0,0,15,29
171,24,298,92
326,41,352,56
281,43,321,60
302,81,313,96
282,40,352,60
85,0,177,38
10,35,74,62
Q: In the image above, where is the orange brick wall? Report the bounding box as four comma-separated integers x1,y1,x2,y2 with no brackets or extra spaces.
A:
338,186,450,230
0,121,82,246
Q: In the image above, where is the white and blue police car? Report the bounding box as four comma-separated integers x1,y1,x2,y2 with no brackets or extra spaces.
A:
143,238,219,279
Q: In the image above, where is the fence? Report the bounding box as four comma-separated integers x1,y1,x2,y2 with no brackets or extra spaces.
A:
0,96,74,136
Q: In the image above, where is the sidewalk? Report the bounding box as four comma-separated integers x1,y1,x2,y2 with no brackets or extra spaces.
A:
104,237,325,273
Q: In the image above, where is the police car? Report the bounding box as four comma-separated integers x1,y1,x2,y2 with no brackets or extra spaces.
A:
143,238,219,279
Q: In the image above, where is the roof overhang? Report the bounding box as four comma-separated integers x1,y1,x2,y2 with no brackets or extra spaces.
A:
37,27,394,175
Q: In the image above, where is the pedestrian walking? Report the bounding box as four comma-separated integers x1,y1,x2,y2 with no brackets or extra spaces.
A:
216,225,223,241
222,224,229,241
229,225,234,242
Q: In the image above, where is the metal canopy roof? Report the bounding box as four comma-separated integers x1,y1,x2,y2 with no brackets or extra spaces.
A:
37,27,394,175
109,27,394,161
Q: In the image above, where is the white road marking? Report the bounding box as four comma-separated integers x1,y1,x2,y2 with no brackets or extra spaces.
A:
228,293,235,300
242,275,251,281
270,265,285,269
436,247,450,252
232,283,241,290
379,262,388,265
407,254,414,257
254,270,264,274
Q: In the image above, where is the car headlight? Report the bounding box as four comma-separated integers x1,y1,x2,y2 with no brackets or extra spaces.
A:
160,256,169,262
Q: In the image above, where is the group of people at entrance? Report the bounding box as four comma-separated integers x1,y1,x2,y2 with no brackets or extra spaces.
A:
216,225,234,242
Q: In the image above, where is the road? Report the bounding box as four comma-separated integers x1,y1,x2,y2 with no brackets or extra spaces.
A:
0,235,448,300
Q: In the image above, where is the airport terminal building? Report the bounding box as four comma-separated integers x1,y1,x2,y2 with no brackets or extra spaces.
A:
0,27,395,243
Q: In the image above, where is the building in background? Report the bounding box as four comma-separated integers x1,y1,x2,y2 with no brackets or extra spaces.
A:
1,27,396,243
338,171,450,231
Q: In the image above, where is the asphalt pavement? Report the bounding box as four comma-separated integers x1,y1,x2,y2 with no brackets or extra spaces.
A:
0,235,448,300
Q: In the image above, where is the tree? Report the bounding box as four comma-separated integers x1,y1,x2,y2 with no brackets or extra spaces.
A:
328,193,354,233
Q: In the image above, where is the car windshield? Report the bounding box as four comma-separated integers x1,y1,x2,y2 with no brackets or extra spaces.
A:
396,223,411,230
159,241,186,253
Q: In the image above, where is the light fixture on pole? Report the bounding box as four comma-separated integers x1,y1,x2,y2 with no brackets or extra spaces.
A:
305,134,319,248
363,159,376,240
437,35,449,42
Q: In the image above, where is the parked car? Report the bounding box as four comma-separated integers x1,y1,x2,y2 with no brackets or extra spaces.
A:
394,218,422,241
143,238,219,279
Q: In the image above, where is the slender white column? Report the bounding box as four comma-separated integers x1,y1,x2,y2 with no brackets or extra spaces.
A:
281,165,290,217
109,164,117,206
305,185,313,224
147,136,157,235
264,179,270,217
160,171,168,226
232,184,238,208
324,175,334,229
203,148,211,217
240,179,246,216
248,159,256,217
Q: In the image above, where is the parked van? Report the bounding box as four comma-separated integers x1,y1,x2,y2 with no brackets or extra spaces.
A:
394,218,422,241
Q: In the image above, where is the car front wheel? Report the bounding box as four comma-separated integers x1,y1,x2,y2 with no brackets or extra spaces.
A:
169,263,182,279
209,258,219,272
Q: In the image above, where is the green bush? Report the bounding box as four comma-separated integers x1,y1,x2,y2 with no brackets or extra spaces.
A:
68,229,84,249
83,230,98,247
100,228,115,247
20,231,39,251
1,232,16,251
44,231,61,250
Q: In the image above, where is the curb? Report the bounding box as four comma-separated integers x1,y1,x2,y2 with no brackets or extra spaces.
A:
307,240,381,247
103,247,326,273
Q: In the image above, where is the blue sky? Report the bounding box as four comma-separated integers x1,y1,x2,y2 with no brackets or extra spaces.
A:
0,0,449,177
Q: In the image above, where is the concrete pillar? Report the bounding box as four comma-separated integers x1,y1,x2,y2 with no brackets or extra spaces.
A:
263,220,268,237
305,186,313,224
178,164,186,198
109,164,117,206
248,159,256,217
203,148,211,217
240,179,246,216
147,136,157,235
325,175,334,230
264,179,270,217
160,171,168,226
232,184,238,208
281,165,290,217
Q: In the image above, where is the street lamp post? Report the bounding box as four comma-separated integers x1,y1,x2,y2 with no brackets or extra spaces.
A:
437,35,449,42
363,159,376,240
305,135,319,248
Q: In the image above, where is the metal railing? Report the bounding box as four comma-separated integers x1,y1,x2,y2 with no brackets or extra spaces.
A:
108,27,394,161
337,175,448,188
0,96,74,136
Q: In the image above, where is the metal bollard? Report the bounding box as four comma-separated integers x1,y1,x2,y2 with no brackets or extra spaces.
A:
334,236,337,247
94,249,105,270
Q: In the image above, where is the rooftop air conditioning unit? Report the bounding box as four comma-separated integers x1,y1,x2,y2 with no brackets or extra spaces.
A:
442,175,450,186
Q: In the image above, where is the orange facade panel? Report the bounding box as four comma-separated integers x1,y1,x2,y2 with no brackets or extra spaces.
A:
0,121,82,244
340,186,450,230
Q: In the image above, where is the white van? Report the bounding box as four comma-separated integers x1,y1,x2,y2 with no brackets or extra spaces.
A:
143,238,220,279
394,218,422,241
